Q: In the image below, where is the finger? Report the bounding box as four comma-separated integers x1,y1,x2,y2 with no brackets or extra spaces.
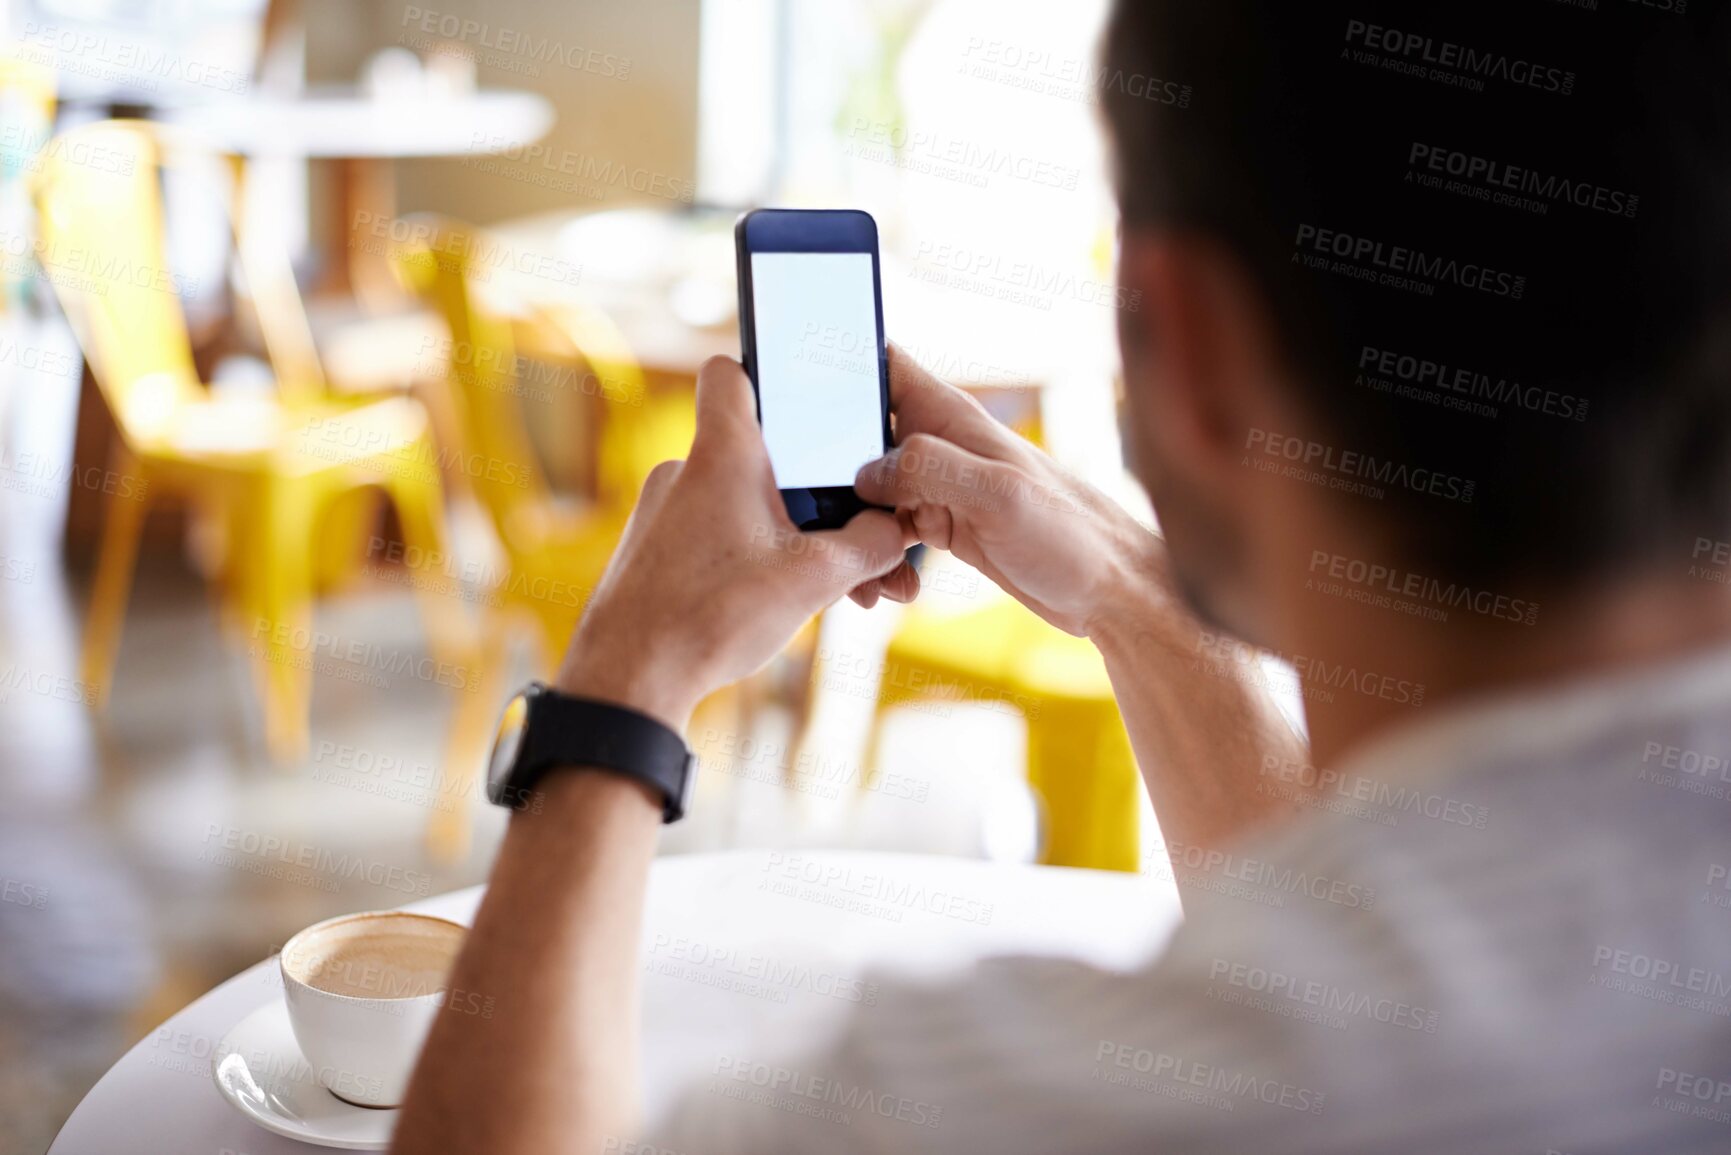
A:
886,342,1026,460
846,552,919,608
689,355,764,462
801,509,907,593
875,558,921,604
854,432,1018,533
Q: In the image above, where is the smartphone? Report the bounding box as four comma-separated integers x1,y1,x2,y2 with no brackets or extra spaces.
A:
736,208,894,531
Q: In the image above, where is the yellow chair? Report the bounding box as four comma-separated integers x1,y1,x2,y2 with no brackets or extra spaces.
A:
390,215,696,855
389,214,694,662
33,121,469,763
866,596,1140,871
215,147,402,595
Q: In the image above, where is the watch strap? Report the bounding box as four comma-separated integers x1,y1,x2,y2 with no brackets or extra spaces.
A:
498,688,694,822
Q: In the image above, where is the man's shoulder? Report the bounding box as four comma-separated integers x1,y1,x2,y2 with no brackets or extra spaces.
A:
1144,702,1731,1152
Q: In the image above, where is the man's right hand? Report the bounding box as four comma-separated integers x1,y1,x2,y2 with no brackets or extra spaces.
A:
856,345,1308,869
854,345,1163,638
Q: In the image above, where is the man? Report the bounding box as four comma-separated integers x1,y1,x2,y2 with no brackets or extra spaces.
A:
395,1,1731,1151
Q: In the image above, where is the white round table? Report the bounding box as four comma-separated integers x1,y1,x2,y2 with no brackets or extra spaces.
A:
47,849,1180,1153
158,87,556,160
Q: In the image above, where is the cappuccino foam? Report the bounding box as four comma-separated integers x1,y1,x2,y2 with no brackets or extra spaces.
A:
284,913,464,1000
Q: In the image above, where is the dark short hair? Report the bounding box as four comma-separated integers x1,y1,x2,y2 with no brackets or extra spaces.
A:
1102,0,1731,591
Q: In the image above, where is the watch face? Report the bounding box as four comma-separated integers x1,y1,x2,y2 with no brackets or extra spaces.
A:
486,689,535,798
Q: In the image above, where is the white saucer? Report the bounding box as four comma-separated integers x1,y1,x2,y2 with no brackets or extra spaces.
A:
212,1000,396,1150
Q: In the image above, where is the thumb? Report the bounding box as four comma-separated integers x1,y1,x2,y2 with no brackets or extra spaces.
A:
798,509,911,594
854,432,1015,517
689,355,762,462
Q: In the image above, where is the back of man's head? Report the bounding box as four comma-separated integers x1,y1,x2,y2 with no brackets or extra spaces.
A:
1103,0,1731,591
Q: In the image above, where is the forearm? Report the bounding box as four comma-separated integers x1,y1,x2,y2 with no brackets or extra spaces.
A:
391,771,661,1155
391,355,912,1155
1086,542,1309,879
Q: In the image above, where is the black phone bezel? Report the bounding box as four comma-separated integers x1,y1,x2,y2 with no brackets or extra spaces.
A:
735,207,894,532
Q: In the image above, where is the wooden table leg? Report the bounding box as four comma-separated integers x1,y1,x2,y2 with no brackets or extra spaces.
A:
327,155,403,313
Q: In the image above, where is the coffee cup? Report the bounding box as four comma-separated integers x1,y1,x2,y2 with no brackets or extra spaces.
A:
278,910,466,1108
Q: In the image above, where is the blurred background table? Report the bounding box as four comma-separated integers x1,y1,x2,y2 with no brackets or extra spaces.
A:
161,86,555,301
46,850,1181,1155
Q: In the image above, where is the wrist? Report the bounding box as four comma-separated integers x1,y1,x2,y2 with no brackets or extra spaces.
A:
554,629,703,736
1082,526,1208,658
537,768,664,825
506,769,663,855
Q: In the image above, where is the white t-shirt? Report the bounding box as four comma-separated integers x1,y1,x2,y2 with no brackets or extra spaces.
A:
649,643,1731,1154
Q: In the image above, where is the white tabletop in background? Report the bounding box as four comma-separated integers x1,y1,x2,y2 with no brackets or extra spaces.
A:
159,87,555,159
48,849,1181,1154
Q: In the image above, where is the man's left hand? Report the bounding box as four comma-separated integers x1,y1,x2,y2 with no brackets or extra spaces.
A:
555,355,915,733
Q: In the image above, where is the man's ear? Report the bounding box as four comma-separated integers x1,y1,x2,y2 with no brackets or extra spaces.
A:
1118,231,1286,486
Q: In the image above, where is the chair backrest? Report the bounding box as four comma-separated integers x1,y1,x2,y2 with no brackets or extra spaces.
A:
544,299,692,510
389,214,554,539
391,214,691,537
32,121,203,448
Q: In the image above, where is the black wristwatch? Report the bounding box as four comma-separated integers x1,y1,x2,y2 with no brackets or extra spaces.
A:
486,682,696,822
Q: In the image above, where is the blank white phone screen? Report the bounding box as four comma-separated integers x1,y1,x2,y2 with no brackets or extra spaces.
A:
751,251,885,490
